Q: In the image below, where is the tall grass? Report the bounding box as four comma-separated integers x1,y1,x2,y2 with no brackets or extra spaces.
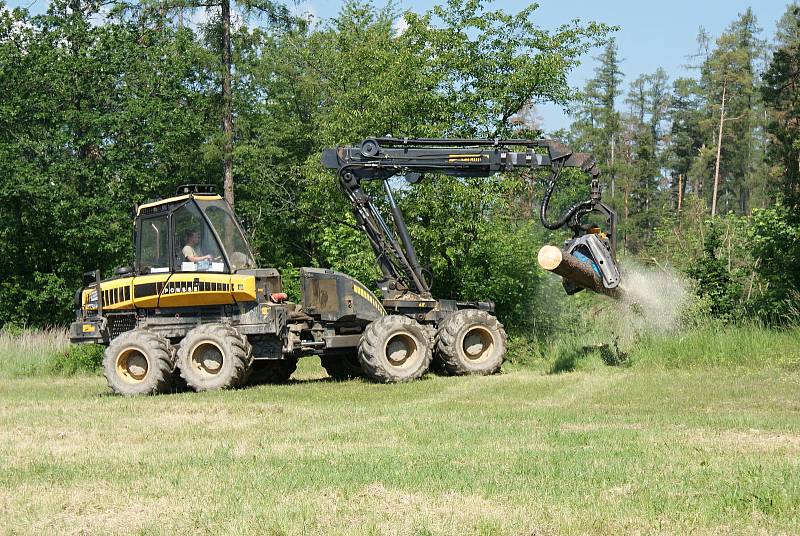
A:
4,320,799,379
631,322,800,369
515,265,800,373
0,327,103,378
521,322,800,374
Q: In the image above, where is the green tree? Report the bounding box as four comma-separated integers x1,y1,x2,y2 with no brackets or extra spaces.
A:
700,9,765,216
740,3,800,321
686,223,742,320
614,70,671,252
668,77,705,207
762,3,800,206
274,0,610,324
125,0,293,206
0,0,214,326
407,0,609,137
570,37,623,197
748,205,800,321
0,0,610,330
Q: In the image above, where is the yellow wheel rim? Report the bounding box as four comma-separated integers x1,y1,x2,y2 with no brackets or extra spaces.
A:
461,326,495,363
116,348,149,384
189,341,224,378
384,332,420,369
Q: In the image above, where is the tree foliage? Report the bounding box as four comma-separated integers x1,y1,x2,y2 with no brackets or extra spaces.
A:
0,0,609,328
763,4,800,207
0,0,215,325
1,0,799,329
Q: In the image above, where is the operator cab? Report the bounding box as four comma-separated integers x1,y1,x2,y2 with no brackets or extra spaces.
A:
135,184,256,275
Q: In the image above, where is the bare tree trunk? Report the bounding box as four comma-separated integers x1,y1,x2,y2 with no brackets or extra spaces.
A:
221,0,234,206
711,82,726,217
677,173,683,211
610,133,615,198
623,180,629,251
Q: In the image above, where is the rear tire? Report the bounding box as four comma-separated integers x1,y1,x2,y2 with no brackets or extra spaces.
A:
247,359,297,385
435,310,506,375
103,329,174,396
177,323,252,391
321,353,363,380
358,316,432,383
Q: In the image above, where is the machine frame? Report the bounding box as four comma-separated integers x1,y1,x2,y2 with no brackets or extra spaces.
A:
70,136,620,395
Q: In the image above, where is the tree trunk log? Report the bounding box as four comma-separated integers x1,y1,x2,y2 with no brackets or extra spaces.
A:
537,245,622,299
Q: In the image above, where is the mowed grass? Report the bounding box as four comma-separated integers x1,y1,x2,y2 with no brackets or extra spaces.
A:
2,346,800,535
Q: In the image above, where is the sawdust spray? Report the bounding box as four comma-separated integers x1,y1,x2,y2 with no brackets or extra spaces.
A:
614,261,691,336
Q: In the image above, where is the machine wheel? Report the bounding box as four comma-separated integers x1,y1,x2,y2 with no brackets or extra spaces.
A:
321,353,364,380
103,329,174,396
358,315,432,383
177,323,252,391
435,310,506,376
247,359,297,385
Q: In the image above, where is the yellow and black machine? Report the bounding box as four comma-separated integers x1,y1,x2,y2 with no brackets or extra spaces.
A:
71,185,387,394
72,137,621,396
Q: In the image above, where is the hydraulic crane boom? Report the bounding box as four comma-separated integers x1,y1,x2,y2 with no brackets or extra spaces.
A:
321,137,620,301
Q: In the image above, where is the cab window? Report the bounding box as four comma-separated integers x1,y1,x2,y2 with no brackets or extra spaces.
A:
139,215,170,274
173,203,226,272
203,202,256,271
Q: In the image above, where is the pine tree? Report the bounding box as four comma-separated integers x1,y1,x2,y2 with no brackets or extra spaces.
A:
700,9,764,216
763,3,800,206
568,36,624,216
668,77,704,207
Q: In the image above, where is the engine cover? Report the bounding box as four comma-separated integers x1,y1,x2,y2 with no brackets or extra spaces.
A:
300,267,385,322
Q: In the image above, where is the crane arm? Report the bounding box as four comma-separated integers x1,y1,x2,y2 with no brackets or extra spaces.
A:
321,137,618,300
321,137,600,180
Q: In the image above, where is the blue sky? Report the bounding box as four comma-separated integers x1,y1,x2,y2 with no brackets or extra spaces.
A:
8,0,792,132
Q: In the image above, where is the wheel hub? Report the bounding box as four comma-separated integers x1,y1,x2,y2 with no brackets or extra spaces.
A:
191,342,224,377
385,332,419,368
462,327,494,362
116,348,149,383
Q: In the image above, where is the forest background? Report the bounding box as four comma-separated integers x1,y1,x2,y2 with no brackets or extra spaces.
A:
1,0,799,339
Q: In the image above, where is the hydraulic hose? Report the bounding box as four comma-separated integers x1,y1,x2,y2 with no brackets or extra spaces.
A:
539,166,595,231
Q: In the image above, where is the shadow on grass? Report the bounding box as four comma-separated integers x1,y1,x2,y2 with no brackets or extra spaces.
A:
549,346,590,374
285,376,338,386
549,341,629,374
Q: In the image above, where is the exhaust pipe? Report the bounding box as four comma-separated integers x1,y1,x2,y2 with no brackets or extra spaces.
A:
537,245,623,299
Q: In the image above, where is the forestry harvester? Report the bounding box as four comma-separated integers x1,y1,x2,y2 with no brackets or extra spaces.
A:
70,138,621,395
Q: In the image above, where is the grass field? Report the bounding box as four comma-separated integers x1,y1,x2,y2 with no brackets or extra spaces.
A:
2,331,800,535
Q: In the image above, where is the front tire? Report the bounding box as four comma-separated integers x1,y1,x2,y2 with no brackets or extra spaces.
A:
177,323,252,391
358,316,432,383
103,329,174,396
435,310,506,375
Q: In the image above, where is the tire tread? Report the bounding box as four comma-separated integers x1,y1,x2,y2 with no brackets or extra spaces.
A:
177,323,252,391
434,310,507,376
103,329,174,396
358,315,432,383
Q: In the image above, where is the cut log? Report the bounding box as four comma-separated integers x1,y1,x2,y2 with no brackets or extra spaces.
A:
537,245,622,299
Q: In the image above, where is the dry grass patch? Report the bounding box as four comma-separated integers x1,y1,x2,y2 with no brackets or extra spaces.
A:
684,428,800,455
297,483,546,536
1,482,176,536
